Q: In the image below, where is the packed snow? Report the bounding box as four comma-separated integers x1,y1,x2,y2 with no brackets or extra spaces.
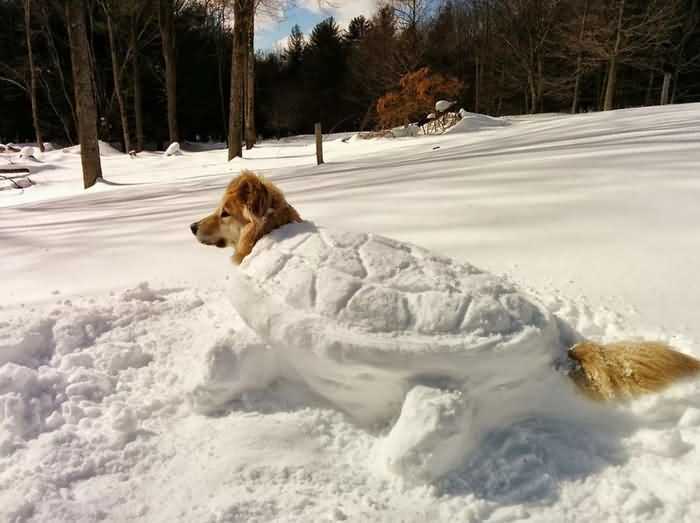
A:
225,223,576,428
163,142,182,157
435,100,455,113
2,105,700,522
450,110,510,132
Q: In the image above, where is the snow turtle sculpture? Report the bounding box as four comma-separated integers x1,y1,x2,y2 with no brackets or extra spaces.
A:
228,222,573,421
190,174,700,482
199,221,587,481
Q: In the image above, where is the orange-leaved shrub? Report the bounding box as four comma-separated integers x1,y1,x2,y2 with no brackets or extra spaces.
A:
376,67,463,129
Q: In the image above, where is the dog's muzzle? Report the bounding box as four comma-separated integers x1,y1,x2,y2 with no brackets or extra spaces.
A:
190,222,199,235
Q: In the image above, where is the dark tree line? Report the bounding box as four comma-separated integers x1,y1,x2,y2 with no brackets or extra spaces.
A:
2,0,700,158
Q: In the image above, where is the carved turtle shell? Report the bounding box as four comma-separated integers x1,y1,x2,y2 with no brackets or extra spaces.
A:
229,222,571,423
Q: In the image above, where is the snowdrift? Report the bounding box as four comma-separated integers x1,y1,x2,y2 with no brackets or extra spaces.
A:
447,111,510,133
3,104,700,522
164,142,181,157
63,140,123,156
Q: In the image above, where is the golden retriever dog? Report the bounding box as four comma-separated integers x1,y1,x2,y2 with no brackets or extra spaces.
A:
190,170,302,264
191,171,700,402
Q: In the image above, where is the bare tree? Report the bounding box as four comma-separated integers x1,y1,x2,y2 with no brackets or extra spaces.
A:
669,0,700,103
228,0,253,159
576,0,681,111
24,0,44,151
65,0,103,188
36,0,78,143
100,0,131,152
131,9,145,151
494,0,562,114
571,0,590,113
159,0,178,143
227,0,301,158
245,14,256,149
602,0,625,110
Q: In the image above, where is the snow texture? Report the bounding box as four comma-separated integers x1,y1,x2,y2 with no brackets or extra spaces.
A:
435,100,455,113
228,222,569,432
1,105,700,522
450,110,510,132
164,142,182,157
62,140,123,157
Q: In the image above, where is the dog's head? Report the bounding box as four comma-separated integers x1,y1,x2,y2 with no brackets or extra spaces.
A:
190,171,272,249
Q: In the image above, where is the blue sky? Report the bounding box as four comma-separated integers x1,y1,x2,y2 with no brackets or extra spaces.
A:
255,1,377,51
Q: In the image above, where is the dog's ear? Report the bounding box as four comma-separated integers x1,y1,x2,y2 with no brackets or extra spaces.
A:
236,175,270,222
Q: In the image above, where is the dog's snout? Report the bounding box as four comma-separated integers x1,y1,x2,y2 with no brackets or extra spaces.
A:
190,222,199,235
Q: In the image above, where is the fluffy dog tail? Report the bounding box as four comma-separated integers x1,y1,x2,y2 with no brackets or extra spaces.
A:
568,341,700,401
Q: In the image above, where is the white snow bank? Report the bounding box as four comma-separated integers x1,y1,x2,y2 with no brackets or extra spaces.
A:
2,103,700,521
436,100,455,113
63,140,123,156
390,124,420,138
448,110,510,133
18,146,36,160
164,142,181,157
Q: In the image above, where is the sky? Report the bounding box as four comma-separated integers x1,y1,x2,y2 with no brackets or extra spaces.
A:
255,0,378,51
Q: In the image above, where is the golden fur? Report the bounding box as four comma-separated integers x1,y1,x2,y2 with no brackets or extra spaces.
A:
191,170,302,264
193,171,700,401
569,340,700,401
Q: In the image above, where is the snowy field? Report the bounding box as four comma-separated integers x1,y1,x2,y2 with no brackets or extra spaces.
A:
2,104,700,522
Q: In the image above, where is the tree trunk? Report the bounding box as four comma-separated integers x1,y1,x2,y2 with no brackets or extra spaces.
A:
496,67,505,115
474,54,480,113
24,0,44,152
670,67,680,104
571,0,589,114
536,57,544,112
66,0,103,188
104,5,130,153
131,18,144,152
39,1,77,138
228,2,251,160
216,5,227,139
603,58,618,111
159,0,178,143
660,72,672,105
245,15,256,150
603,0,625,111
644,70,655,106
527,71,537,114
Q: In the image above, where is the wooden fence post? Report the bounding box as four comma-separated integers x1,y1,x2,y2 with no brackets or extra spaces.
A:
315,122,324,165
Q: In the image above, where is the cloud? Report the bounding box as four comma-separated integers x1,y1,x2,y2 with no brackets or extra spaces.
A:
255,0,378,50
297,0,378,27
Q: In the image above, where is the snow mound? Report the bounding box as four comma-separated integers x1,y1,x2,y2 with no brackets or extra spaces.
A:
435,100,455,113
164,142,181,157
19,146,37,160
63,140,123,156
225,223,575,437
390,124,420,138
447,111,509,133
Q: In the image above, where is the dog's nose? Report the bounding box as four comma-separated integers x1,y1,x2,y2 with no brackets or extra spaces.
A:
190,222,199,235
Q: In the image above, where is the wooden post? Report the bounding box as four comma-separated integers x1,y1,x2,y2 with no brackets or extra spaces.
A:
660,72,672,105
315,122,324,165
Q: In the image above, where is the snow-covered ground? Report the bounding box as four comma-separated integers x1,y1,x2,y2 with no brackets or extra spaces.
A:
2,104,700,522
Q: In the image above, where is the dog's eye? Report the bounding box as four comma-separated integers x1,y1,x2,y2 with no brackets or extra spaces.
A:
220,209,230,218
